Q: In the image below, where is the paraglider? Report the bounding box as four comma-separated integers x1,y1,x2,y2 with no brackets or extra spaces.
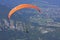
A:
8,4,41,19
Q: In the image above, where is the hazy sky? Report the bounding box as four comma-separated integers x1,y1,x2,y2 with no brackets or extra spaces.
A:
0,0,60,7
43,0,60,6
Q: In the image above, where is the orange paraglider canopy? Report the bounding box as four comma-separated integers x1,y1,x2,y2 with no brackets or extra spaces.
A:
8,4,41,19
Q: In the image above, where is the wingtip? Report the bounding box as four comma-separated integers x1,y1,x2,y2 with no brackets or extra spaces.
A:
8,16,10,20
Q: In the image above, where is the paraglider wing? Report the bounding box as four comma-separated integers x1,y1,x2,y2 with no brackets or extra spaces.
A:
8,4,41,19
